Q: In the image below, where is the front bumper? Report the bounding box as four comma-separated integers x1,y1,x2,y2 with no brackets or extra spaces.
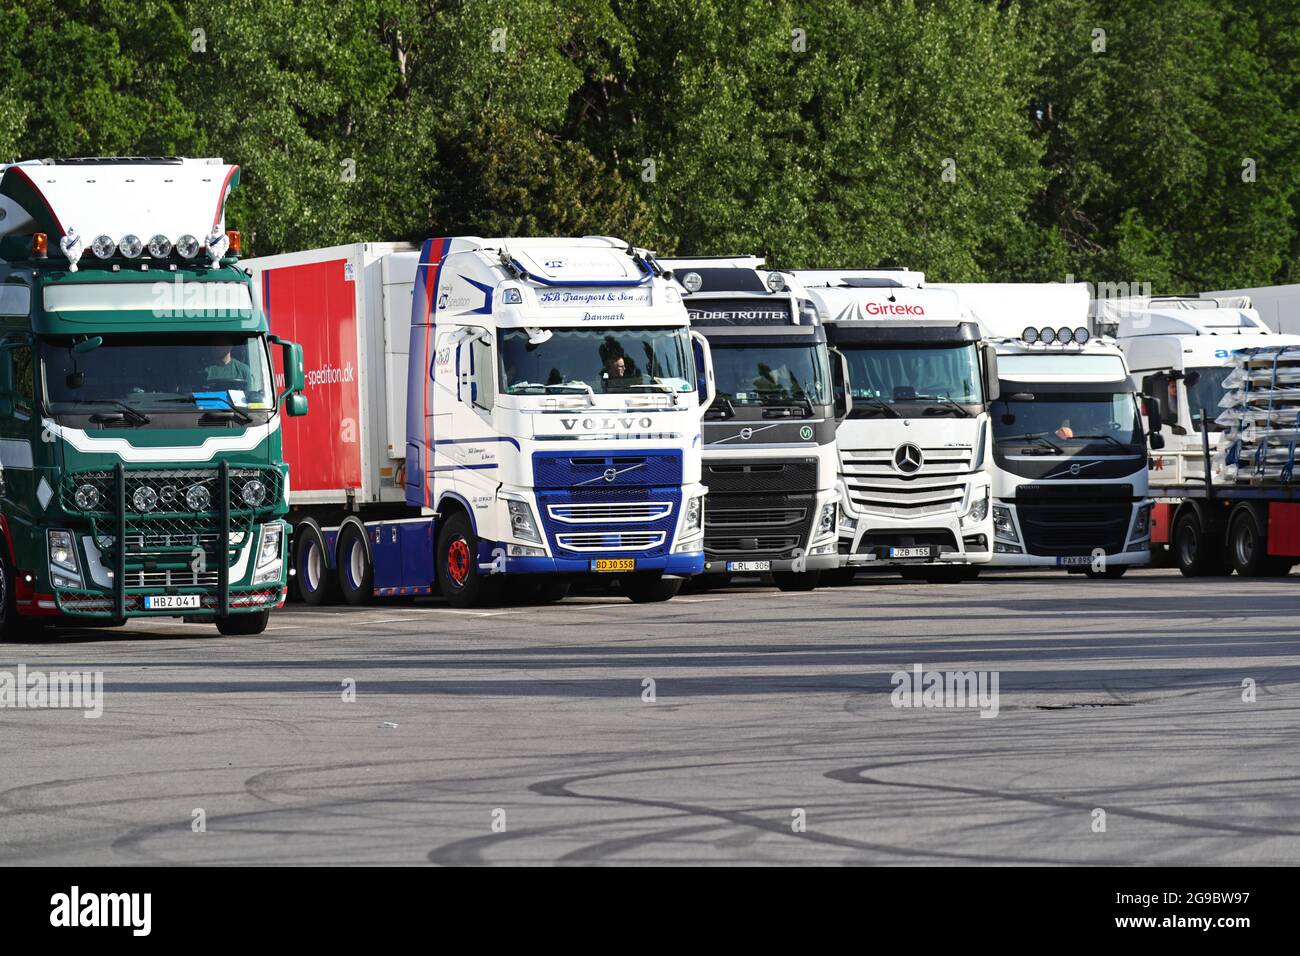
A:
494,551,705,577
989,499,1153,568
50,463,287,618
837,511,994,567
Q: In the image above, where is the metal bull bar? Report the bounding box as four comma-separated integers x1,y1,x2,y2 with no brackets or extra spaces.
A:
109,461,234,618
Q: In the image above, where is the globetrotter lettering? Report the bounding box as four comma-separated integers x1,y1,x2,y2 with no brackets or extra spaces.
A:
863,302,925,316
306,361,356,388
560,416,655,431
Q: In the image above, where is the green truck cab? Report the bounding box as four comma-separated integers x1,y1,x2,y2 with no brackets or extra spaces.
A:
0,157,307,637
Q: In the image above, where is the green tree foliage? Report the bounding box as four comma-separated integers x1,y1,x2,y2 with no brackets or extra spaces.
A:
0,0,1296,291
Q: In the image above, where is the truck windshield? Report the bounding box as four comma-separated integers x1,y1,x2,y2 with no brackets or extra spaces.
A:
41,334,274,414
711,343,831,407
841,343,982,415
992,391,1143,454
499,327,695,396
1187,365,1231,433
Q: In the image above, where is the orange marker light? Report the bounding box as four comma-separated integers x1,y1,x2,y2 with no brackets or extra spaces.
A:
32,232,48,257
225,230,241,255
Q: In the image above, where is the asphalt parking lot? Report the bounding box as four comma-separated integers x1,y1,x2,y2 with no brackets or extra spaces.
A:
2,567,1298,866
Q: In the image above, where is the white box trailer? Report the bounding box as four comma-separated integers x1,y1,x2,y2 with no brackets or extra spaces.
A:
1200,284,1300,335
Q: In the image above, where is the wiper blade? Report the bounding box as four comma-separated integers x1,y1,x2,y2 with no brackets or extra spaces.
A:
157,396,252,424
76,399,150,426
1073,433,1128,448
914,394,972,417
705,398,737,420
1018,433,1063,454
854,396,901,418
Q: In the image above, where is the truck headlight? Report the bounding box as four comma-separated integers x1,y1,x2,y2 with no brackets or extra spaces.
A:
506,499,542,543
252,523,284,585
684,495,704,533
48,529,83,588
1132,503,1153,538
818,502,837,535
962,487,990,527
992,505,1018,543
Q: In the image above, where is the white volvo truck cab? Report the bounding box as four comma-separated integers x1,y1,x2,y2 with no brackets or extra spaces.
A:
794,271,998,584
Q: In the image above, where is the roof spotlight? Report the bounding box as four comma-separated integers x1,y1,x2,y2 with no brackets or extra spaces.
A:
175,234,201,259
148,234,173,258
1038,326,1056,344
1057,326,1074,344
91,234,116,259
1021,326,1039,344
118,234,143,258
1074,326,1091,344
766,272,786,293
681,271,703,293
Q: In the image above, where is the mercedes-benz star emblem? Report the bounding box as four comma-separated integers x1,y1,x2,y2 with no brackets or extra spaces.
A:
892,442,924,474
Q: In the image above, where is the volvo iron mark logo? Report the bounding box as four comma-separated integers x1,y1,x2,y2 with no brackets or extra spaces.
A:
603,468,618,482
740,427,754,441
892,442,924,474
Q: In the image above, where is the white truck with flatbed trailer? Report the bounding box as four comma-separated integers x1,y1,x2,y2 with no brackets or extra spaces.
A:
246,236,714,606
793,270,998,583
1113,296,1300,576
659,257,841,591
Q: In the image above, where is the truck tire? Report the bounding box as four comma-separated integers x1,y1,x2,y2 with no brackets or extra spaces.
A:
1228,506,1294,577
1173,510,1228,577
436,512,499,608
294,525,337,606
0,547,44,641
216,611,270,636
773,571,821,592
337,523,374,606
619,572,682,603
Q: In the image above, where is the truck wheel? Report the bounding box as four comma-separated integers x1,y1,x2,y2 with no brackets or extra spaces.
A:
619,572,682,603
294,525,337,606
1085,566,1128,579
773,571,821,592
1173,510,1228,577
1228,507,1294,577
436,512,498,607
0,548,44,641
216,611,270,636
337,524,374,606
820,568,858,587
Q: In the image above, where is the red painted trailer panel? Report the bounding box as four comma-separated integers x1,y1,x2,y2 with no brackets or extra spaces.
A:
1267,502,1300,557
263,258,361,494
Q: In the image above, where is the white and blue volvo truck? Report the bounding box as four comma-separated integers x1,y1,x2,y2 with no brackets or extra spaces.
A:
246,237,713,607
659,257,842,591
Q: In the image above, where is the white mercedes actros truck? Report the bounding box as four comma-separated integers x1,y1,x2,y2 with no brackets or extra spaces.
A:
659,257,841,591
938,283,1153,576
793,270,998,584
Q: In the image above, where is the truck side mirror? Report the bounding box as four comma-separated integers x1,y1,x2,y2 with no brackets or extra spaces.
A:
285,392,308,417
982,344,1000,402
1149,430,1165,450
282,340,306,393
829,347,852,422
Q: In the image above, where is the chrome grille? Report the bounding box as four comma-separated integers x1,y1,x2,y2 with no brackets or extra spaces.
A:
555,531,667,552
841,445,972,517
547,501,673,524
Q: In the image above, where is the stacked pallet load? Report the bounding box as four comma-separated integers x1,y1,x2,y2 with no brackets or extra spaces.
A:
1217,345,1300,483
